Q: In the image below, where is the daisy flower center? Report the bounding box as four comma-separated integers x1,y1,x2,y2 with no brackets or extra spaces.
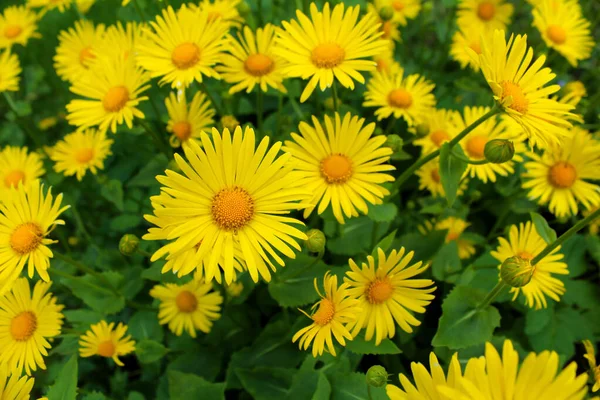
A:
546,25,567,45
79,46,95,67
429,130,449,147
103,86,130,112
477,2,495,21
387,89,413,109
312,298,335,325
430,168,441,183
548,162,577,188
392,0,405,11
211,187,255,230
446,231,460,241
466,135,487,159
75,148,95,164
367,278,394,304
97,340,116,357
4,25,22,39
175,290,198,313
172,42,201,70
469,41,482,54
10,311,37,341
4,169,25,188
321,154,353,184
311,43,345,69
10,222,43,255
501,81,529,114
172,121,192,141
376,58,389,73
244,53,274,77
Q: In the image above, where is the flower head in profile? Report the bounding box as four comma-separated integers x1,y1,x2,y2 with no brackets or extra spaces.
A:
49,129,113,181
373,0,422,26
150,279,223,337
413,109,459,155
345,247,435,345
79,320,136,366
189,0,244,29
491,221,568,309
583,340,600,393
0,50,20,92
0,146,44,197
165,90,215,147
0,367,34,399
275,2,388,102
0,6,40,49
457,0,514,31
283,112,395,224
292,272,361,357
522,127,600,218
54,20,106,83
0,278,64,375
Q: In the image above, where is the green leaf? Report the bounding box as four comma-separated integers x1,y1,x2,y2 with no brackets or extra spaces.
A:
393,230,447,264
47,355,78,400
135,339,169,364
371,229,397,257
63,310,104,325
51,335,79,356
128,154,168,187
168,371,225,400
127,392,146,400
328,216,390,256
562,279,600,309
82,392,107,400
586,235,600,265
61,272,125,315
288,371,331,400
367,203,398,223
128,311,164,342
330,372,388,400
530,212,557,244
101,179,125,211
431,241,462,282
439,143,468,206
236,367,294,400
432,286,501,349
560,234,587,278
346,336,401,355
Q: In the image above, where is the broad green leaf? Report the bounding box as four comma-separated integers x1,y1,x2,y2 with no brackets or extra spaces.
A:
101,179,125,211
135,339,169,364
61,272,126,315
330,372,388,400
439,143,468,206
393,230,447,264
328,216,390,256
82,393,107,400
371,229,397,257
127,392,146,400
128,154,168,187
288,370,331,400
236,367,295,400
51,335,79,356
47,355,78,400
586,235,600,265
63,310,104,325
346,336,402,355
128,311,164,342
367,202,398,223
431,241,462,282
168,371,225,400
167,347,223,382
560,234,587,278
562,279,600,309
530,212,557,244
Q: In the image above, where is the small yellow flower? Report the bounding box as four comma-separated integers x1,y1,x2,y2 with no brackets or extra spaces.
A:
79,320,136,366
450,25,490,71
54,20,106,83
457,0,514,31
0,146,45,197
0,50,20,92
0,5,40,49
416,159,469,198
165,90,215,147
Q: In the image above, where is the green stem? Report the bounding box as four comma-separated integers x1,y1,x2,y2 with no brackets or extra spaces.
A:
69,204,95,245
476,281,507,311
275,92,283,135
139,120,172,159
287,91,304,120
285,250,324,281
136,248,152,258
256,89,264,133
451,148,489,165
385,118,396,135
257,0,263,26
332,81,339,113
200,81,223,116
3,92,42,148
367,385,374,400
49,268,115,296
53,252,119,295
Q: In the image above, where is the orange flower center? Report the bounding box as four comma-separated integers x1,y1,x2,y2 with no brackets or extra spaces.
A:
175,290,198,313
367,279,394,304
211,187,254,230
548,162,577,188
431,168,440,183
546,25,567,45
79,46,95,67
4,25,22,39
312,298,335,325
10,223,43,255
430,130,449,147
4,169,25,188
102,86,129,112
518,251,534,260
10,311,37,341
392,0,405,11
172,42,201,70
382,21,393,38
75,148,94,164
376,58,389,73
477,2,495,21
446,231,460,242
465,136,487,159
501,81,529,114
172,121,192,141
469,41,482,54
311,43,345,69
97,340,116,357
321,154,353,184
388,89,413,109
244,53,274,77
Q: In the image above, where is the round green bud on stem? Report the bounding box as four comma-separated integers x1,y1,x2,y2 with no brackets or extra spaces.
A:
119,234,140,256
484,139,514,164
500,256,535,288
237,1,251,16
304,229,326,253
366,365,388,388
415,122,430,137
385,134,403,153
379,6,394,21
324,97,337,111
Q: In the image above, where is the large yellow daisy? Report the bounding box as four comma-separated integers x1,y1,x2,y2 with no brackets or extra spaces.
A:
413,108,459,155
79,320,136,367
373,0,422,26
283,112,395,224
144,126,309,283
0,367,34,399
0,6,40,49
136,5,229,89
0,146,44,197
165,90,215,147
93,21,144,65
0,50,20,92
522,127,600,218
0,278,64,375
491,221,568,309
274,2,388,102
189,0,244,30
457,0,514,31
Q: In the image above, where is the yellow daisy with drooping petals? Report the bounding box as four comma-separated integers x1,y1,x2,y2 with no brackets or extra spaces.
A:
364,66,436,124
413,108,459,155
292,272,361,357
79,320,136,367
420,217,476,259
144,126,309,284
0,50,20,92
522,127,600,218
345,247,435,345
165,90,215,147
373,0,422,26
0,146,44,197
136,5,229,89
283,112,395,224
66,57,150,134
416,159,468,198
94,21,144,66
0,6,40,49
27,0,72,12
532,0,594,67
0,366,34,399
583,340,600,393
189,0,243,29
0,180,69,296
275,2,388,103
0,278,64,375
150,279,223,337
457,0,513,31
49,129,113,181
475,29,574,149
491,221,568,309
218,24,288,94
53,20,105,83
450,26,489,71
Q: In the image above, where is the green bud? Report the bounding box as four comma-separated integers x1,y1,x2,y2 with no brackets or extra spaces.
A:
221,115,240,133
500,256,535,288
67,236,79,247
385,134,403,153
374,127,384,136
236,1,251,16
484,139,515,164
379,6,394,21
366,365,388,388
304,229,326,253
415,122,430,137
119,234,140,256
324,97,335,111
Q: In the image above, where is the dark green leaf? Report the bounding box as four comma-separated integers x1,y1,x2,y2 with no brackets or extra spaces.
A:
560,234,587,278
47,355,78,400
135,340,169,364
128,311,164,342
346,336,402,355
61,272,125,315
431,241,462,282
168,371,225,400
288,370,331,400
367,203,398,223
236,367,294,400
101,179,125,211
530,212,557,244
330,372,388,400
371,229,397,257
439,143,468,206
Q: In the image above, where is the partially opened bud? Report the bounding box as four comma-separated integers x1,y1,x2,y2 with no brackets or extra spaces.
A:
500,256,534,288
304,229,326,253
484,139,514,164
119,234,140,256
366,365,388,388
379,6,394,21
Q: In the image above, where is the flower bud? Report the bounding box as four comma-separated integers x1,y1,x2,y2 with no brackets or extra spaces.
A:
500,256,534,288
221,115,240,132
415,122,429,137
119,234,140,256
68,236,79,247
379,6,394,21
304,229,326,253
385,134,403,153
237,1,251,17
484,139,514,164
324,97,335,111
366,365,388,388
226,281,244,297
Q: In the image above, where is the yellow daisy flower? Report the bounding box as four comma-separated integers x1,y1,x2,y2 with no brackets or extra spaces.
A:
27,0,72,12
450,26,489,71
49,129,113,181
0,367,34,399
345,247,435,345
367,4,401,43
189,0,244,29
144,126,309,283
149,279,223,337
217,24,287,94
364,66,436,124
0,180,69,295
438,217,476,259
0,146,45,197
66,57,150,134
532,0,594,67
283,112,395,224
0,278,64,375
79,320,136,367
136,5,229,89
522,127,600,218
53,20,106,83
0,6,40,49
583,340,600,393
372,45,399,75
491,221,568,309
0,50,20,92
94,21,145,65
457,0,514,31
476,29,574,149
292,272,361,357
373,0,422,26
165,90,215,147
413,108,459,155
416,159,468,198
274,2,388,103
